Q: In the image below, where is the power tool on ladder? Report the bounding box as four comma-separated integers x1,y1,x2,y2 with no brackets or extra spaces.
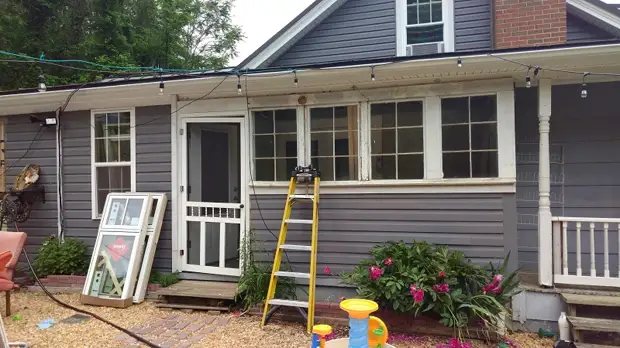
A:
261,164,320,334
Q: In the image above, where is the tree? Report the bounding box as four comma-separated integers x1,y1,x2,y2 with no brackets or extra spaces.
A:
0,0,243,91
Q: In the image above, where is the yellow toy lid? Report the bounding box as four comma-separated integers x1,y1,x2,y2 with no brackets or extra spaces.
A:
312,324,333,336
339,299,379,319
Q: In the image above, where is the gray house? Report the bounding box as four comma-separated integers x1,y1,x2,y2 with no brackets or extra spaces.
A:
2,0,620,332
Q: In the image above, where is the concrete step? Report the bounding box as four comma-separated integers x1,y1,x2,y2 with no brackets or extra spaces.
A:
568,316,620,333
575,343,618,348
562,293,620,307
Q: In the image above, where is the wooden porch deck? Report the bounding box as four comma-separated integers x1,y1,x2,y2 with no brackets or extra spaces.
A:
154,280,238,312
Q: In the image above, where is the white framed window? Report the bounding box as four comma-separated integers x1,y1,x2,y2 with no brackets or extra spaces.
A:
307,105,360,181
91,109,137,219
370,100,424,180
440,95,498,178
396,0,455,55
252,108,298,181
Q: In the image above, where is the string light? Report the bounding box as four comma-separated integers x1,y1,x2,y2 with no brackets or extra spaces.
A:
37,74,46,92
581,72,589,99
237,74,242,95
158,81,165,96
371,66,375,81
525,68,532,88
293,71,298,87
457,57,462,68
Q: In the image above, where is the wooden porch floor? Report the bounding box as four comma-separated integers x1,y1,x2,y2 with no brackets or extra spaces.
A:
154,280,238,312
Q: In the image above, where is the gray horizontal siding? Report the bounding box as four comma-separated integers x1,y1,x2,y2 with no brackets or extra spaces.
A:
454,0,492,51
270,0,396,67
61,106,173,271
516,82,620,273
567,13,615,43
251,193,515,280
1,113,58,261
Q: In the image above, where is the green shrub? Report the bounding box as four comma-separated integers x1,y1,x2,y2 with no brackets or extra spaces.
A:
33,236,88,277
340,240,520,333
149,270,180,287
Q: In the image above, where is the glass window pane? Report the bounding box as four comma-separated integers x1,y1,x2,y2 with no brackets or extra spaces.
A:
274,109,297,133
470,96,497,122
254,111,274,134
407,5,418,25
431,1,442,22
119,140,131,162
471,123,498,150
310,107,333,132
95,114,106,138
418,4,431,23
119,112,131,135
312,157,334,181
372,129,396,154
335,157,358,180
275,134,297,157
95,138,107,162
398,128,424,153
106,112,119,126
397,101,423,127
371,155,396,180
441,97,469,124
90,234,137,298
335,131,357,156
442,125,469,151
334,106,357,131
255,159,274,181
407,0,416,4
443,152,470,178
472,151,498,178
96,166,131,213
254,135,274,158
276,159,295,181
407,24,443,44
371,103,396,129
107,139,120,162
122,198,145,226
311,132,333,157
398,154,424,179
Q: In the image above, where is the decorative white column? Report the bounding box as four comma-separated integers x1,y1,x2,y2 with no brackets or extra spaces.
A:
538,79,553,286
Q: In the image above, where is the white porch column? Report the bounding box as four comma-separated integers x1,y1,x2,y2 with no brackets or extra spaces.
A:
538,79,553,286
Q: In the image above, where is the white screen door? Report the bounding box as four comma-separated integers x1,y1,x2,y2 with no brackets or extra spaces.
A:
180,117,246,276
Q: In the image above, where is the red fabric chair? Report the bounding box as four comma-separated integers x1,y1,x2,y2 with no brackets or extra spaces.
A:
0,232,26,317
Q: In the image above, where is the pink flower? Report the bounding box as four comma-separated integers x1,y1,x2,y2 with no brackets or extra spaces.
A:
493,274,504,284
409,284,417,296
413,289,425,303
482,283,503,295
438,271,446,279
436,338,472,348
432,283,450,293
339,296,346,301
384,258,393,266
369,266,384,280
323,266,331,275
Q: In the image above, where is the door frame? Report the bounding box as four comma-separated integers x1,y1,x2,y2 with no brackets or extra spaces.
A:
178,115,248,277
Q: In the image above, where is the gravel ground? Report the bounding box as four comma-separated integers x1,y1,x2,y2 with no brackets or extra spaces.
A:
1,291,552,347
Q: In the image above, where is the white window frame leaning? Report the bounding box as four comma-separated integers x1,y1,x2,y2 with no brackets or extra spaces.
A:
90,108,137,219
395,0,455,56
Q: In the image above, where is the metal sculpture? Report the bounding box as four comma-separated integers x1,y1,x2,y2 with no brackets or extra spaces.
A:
0,164,45,224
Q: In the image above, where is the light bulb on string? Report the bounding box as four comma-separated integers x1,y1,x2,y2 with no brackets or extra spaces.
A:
159,81,165,96
371,66,375,82
37,74,46,92
457,57,462,68
581,72,589,99
525,68,532,88
237,74,242,95
293,71,298,87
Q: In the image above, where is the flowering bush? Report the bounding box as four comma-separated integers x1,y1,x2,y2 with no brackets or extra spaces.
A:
340,241,520,331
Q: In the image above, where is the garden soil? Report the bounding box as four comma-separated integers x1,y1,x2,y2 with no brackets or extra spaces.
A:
1,292,552,347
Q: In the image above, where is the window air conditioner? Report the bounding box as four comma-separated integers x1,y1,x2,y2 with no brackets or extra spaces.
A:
406,42,444,56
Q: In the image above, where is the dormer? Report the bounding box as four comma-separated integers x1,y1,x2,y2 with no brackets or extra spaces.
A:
395,0,455,56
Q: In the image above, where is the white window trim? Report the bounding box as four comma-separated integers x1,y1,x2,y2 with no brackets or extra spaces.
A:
90,108,137,219
395,0,455,56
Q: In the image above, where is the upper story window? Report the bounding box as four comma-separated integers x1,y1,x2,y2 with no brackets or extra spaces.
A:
397,0,454,55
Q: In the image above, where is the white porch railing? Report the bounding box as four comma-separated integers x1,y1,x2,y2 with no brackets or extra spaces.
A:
552,217,620,288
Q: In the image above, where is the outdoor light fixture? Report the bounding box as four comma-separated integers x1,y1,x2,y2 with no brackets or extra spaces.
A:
294,71,298,87
237,74,242,95
158,81,164,96
37,74,46,92
371,66,375,81
457,57,462,68
581,73,589,99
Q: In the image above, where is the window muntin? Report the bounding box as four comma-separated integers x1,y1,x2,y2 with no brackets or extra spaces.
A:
406,0,444,45
253,109,298,181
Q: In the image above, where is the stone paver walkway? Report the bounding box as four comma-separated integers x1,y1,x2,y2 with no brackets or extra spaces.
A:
113,313,230,348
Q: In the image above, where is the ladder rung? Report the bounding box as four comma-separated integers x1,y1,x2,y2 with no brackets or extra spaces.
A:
275,271,310,279
289,194,314,200
269,299,309,308
285,219,313,224
280,244,312,251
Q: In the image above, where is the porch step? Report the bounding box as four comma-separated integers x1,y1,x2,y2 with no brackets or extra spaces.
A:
275,271,311,279
289,194,314,200
280,244,312,251
268,299,309,308
562,293,620,307
567,316,620,333
284,219,313,224
576,344,618,348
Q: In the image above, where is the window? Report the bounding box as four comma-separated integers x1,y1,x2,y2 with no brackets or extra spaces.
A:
253,109,297,181
441,96,498,178
406,0,444,45
91,110,135,217
310,105,359,181
370,101,424,180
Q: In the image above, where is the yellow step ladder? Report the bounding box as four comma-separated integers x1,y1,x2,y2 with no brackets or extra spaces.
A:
261,165,320,334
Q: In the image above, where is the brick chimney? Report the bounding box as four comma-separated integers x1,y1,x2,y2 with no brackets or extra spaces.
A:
494,0,567,49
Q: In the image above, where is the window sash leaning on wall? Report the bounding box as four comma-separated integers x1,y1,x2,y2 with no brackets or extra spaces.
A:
248,78,516,191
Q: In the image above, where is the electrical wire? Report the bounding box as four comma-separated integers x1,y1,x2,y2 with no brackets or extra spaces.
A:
487,53,620,77
0,127,46,179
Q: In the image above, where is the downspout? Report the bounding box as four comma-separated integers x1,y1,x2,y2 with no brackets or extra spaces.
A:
55,108,63,240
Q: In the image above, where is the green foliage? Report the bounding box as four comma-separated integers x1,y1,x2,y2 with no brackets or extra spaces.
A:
341,240,521,334
235,230,297,311
0,0,243,90
149,270,180,287
33,236,88,278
